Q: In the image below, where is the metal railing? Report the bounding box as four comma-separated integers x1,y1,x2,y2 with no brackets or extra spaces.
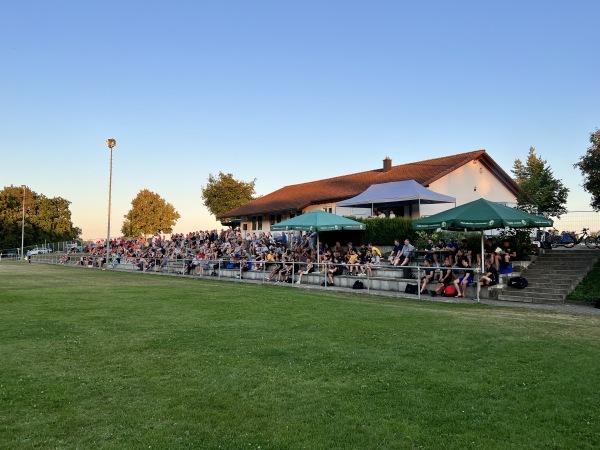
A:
24,253,488,301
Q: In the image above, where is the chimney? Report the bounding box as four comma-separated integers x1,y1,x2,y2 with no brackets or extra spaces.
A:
383,156,392,172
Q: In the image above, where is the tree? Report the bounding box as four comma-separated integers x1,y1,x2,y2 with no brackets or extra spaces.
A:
121,189,180,237
201,172,256,219
0,185,79,249
574,129,600,211
512,147,569,217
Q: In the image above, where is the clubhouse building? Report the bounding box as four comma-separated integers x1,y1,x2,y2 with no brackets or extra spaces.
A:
222,150,519,232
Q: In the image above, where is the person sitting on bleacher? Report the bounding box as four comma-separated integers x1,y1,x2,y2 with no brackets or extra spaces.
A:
345,249,360,275
368,243,382,258
424,239,437,265
295,257,315,285
419,259,435,294
388,240,403,265
396,239,415,267
332,241,344,256
495,239,516,273
431,258,453,297
453,257,474,298
363,250,381,277
446,238,459,265
484,237,496,262
478,257,498,296
267,254,283,281
326,251,344,286
458,239,473,267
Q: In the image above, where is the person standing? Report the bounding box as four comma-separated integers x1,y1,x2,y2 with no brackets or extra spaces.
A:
26,249,32,263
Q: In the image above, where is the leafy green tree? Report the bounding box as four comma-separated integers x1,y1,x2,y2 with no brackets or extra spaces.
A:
0,185,79,249
121,189,180,237
201,172,256,219
512,147,569,217
574,129,600,211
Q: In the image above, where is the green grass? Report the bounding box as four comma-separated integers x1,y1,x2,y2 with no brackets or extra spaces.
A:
567,258,600,302
1,263,599,449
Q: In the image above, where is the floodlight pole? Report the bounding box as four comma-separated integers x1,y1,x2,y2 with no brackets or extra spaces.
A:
21,185,26,260
106,139,116,266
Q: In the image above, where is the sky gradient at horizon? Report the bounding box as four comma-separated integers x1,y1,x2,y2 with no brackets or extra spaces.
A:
2,1,598,239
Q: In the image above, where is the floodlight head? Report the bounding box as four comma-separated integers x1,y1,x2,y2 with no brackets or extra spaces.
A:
106,139,116,149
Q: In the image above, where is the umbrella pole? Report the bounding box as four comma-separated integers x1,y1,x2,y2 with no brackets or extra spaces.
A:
317,233,320,264
478,231,484,303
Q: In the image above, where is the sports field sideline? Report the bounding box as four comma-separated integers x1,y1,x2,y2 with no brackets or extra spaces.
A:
1,262,598,449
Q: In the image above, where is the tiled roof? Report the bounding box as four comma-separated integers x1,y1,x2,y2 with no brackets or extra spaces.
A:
222,150,518,217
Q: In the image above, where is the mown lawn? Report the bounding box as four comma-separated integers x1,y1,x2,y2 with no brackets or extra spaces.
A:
1,262,598,449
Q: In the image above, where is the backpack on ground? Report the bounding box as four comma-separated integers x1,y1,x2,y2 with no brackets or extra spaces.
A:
508,276,528,289
404,283,418,294
352,280,364,290
442,285,457,297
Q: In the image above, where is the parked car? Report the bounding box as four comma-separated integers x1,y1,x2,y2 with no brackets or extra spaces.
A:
29,247,52,255
1,251,18,259
66,244,84,253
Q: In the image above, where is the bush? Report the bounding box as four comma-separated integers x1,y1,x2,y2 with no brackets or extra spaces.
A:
350,217,417,246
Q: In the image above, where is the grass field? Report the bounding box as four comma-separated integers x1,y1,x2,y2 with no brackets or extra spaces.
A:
1,262,599,449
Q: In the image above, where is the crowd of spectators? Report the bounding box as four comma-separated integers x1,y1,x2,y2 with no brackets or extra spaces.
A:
67,227,515,297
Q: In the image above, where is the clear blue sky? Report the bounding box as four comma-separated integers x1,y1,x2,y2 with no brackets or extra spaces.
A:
2,1,598,239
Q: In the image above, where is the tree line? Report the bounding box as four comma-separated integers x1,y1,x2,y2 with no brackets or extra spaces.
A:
0,186,80,249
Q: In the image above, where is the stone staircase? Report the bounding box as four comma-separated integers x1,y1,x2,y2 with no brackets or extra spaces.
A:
497,249,600,304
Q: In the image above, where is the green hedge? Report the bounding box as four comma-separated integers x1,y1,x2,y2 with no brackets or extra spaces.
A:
351,217,417,246
342,218,535,259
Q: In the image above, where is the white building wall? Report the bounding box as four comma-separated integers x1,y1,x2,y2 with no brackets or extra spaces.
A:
419,160,517,218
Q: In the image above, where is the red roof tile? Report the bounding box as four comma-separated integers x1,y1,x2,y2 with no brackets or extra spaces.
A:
222,150,518,217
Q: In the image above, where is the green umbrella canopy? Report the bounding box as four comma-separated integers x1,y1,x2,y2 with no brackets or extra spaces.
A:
271,210,366,232
411,198,553,231
413,199,553,302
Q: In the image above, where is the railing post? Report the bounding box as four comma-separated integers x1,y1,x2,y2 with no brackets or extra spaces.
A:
416,265,421,299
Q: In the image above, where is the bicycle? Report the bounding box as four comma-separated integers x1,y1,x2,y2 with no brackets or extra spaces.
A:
543,228,599,249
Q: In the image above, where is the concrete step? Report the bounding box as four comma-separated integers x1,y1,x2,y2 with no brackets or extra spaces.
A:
523,269,589,276
497,294,564,304
499,290,565,301
524,275,581,283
